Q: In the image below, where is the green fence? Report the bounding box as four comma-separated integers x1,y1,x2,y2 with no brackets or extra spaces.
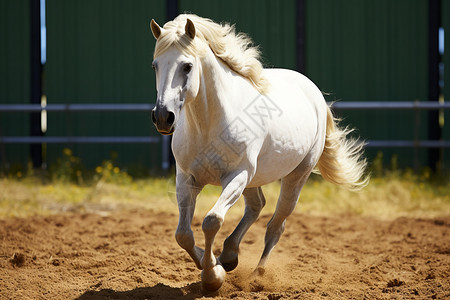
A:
306,0,430,169
45,0,165,172
1,0,448,174
179,0,297,70
0,0,31,172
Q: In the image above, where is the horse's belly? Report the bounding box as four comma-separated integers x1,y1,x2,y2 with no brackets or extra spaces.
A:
248,129,314,187
249,156,304,187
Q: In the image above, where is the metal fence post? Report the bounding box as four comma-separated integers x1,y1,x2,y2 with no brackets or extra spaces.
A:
428,0,443,171
161,135,170,172
30,0,43,169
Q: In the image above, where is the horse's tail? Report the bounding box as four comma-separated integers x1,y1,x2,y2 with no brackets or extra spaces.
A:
314,105,369,191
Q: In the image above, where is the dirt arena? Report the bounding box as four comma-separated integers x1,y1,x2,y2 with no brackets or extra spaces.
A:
1,209,449,299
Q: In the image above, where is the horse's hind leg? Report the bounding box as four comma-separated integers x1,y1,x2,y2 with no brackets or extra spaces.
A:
256,167,311,274
218,187,266,271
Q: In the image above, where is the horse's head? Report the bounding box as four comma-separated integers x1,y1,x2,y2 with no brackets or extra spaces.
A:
150,18,202,135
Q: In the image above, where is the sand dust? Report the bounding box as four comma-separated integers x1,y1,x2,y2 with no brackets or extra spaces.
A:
1,210,449,299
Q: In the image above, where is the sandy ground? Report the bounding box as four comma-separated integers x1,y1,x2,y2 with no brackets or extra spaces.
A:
1,210,449,299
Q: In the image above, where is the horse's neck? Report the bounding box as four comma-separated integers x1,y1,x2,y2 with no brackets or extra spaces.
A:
183,51,255,138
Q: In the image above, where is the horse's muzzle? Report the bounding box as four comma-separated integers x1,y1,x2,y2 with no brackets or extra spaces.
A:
152,107,175,135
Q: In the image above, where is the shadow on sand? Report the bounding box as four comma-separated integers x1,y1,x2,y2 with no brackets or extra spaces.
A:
75,282,218,300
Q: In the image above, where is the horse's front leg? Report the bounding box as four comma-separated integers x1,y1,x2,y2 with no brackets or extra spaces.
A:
201,170,248,291
175,171,204,269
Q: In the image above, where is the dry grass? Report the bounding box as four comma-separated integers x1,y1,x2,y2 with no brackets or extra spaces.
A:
1,173,449,220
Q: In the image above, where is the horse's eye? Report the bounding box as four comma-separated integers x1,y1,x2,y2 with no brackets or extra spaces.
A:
183,63,193,73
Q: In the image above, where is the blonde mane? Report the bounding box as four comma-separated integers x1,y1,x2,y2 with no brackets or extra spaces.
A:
154,14,269,94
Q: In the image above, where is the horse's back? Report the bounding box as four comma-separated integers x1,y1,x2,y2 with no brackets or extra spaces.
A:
263,68,327,133
264,68,326,109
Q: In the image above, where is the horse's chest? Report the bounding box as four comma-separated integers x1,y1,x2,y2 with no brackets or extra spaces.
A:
174,130,256,185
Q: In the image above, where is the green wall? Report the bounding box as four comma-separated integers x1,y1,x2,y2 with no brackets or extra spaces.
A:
45,0,165,172
1,0,448,173
0,0,30,172
306,0,429,169
179,0,297,70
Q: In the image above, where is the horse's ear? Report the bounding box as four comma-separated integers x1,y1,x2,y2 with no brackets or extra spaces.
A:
185,18,196,39
150,19,162,39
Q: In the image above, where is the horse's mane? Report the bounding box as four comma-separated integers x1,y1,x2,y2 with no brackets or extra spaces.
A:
154,14,269,94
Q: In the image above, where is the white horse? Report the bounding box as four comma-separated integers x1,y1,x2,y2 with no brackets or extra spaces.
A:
150,14,368,291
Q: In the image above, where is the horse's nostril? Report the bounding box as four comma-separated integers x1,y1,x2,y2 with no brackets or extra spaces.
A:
167,112,175,126
151,110,157,124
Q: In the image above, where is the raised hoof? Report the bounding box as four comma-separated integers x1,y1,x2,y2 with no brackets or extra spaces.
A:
201,264,226,291
219,257,238,272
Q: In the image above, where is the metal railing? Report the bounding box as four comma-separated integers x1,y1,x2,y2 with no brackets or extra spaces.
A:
0,103,154,112
0,101,448,148
0,101,450,148
0,101,448,170
330,101,449,148
0,103,171,170
331,101,450,110
0,103,157,144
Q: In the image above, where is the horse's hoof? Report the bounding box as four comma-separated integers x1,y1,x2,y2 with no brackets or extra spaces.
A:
219,256,238,272
201,264,226,291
